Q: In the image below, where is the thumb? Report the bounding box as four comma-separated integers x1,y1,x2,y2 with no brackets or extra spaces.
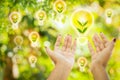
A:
45,46,53,56
102,38,116,67
106,38,116,54
45,46,56,63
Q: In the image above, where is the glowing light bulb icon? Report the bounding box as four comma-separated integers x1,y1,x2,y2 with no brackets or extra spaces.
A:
71,9,93,33
105,9,113,24
13,36,23,52
14,36,23,49
9,12,21,29
54,0,66,14
29,55,37,68
106,9,113,18
29,31,40,47
77,56,87,72
35,10,46,26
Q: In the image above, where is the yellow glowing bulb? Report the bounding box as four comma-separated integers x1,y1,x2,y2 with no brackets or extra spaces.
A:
31,58,36,63
105,9,113,24
35,10,46,21
31,33,38,42
9,12,21,23
9,12,20,23
29,55,37,68
11,14,19,23
9,11,21,29
29,31,40,47
35,10,46,26
106,9,113,18
77,56,87,72
54,0,66,14
38,11,46,21
14,36,23,46
71,9,93,33
29,32,39,42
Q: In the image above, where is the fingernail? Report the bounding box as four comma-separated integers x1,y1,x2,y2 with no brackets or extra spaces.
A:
113,38,116,42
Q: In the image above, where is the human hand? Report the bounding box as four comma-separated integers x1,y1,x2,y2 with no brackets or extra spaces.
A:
45,34,76,69
88,33,116,69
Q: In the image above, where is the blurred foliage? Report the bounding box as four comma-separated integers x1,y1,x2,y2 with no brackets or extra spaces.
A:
0,0,120,80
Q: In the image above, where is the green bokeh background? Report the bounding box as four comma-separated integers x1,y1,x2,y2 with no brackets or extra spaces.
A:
0,0,120,80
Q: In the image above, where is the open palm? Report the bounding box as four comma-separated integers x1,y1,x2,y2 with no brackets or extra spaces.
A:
88,33,116,68
45,35,76,68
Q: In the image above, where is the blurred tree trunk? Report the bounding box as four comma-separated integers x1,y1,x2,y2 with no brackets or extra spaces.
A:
3,57,15,80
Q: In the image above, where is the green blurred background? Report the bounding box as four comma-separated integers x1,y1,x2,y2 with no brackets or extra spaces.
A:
0,0,120,80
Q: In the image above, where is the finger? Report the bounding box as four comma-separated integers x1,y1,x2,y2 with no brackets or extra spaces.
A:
62,35,69,51
96,47,100,53
45,46,54,59
88,41,95,55
95,34,105,50
93,34,100,53
106,38,116,54
45,46,57,64
100,32,109,47
54,34,62,50
102,38,116,65
66,35,72,52
71,39,77,54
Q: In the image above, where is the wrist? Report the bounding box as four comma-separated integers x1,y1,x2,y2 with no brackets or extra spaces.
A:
56,62,73,71
55,59,74,70
90,62,105,73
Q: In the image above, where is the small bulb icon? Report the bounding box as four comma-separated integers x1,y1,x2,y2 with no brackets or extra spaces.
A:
54,0,66,14
9,12,21,29
106,9,112,18
105,9,113,24
29,31,40,47
14,36,23,49
77,56,87,72
35,10,46,26
29,55,37,68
